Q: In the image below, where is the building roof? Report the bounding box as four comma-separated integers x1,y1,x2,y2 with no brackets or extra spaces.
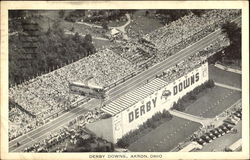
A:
101,78,168,116
110,28,120,35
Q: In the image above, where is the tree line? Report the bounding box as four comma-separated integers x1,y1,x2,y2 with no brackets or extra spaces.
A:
9,15,96,86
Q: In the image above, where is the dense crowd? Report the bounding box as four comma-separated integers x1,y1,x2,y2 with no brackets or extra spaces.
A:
9,105,36,141
9,9,239,142
111,38,157,69
23,109,105,152
9,49,136,140
144,10,240,62
159,34,229,83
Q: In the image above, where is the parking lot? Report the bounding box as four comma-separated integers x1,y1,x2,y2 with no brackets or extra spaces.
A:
128,65,242,152
197,121,242,152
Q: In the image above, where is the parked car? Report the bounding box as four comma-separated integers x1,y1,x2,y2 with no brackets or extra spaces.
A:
219,125,229,133
194,138,206,145
233,112,242,119
230,115,240,122
223,123,234,131
216,128,225,136
205,132,216,140
224,119,236,125
200,135,212,143
210,129,221,138
236,109,242,113
236,110,242,114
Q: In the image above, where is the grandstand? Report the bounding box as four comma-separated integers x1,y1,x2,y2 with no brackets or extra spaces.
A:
9,9,241,149
87,62,209,143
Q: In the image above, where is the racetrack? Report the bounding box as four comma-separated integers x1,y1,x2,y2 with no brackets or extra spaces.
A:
9,99,100,152
106,16,241,104
9,17,241,152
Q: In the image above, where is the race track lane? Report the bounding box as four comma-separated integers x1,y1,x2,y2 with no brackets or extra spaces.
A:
106,16,241,103
9,99,98,152
106,30,221,103
9,17,241,152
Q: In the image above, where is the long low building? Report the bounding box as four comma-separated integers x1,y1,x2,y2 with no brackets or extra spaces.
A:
86,62,209,143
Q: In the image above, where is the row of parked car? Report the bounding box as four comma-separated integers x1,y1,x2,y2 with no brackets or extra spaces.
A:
194,108,242,146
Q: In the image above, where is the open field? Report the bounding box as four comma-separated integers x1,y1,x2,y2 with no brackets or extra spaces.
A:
92,39,116,49
184,65,242,118
126,10,164,38
209,65,241,89
184,86,241,118
128,65,241,152
128,117,201,152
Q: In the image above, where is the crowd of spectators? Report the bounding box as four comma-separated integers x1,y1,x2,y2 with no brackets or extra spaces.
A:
9,9,240,143
144,10,240,63
111,37,157,69
9,49,135,140
9,104,37,141
23,108,105,152
159,34,229,84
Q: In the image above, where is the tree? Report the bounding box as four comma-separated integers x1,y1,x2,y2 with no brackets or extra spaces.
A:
84,34,92,43
191,10,206,17
156,10,191,24
9,10,26,19
59,10,65,18
73,32,81,42
222,21,241,60
101,21,109,30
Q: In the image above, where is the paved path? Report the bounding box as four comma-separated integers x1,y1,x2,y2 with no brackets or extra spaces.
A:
215,82,242,91
214,63,242,75
110,13,131,33
169,110,213,126
76,13,131,33
76,21,103,29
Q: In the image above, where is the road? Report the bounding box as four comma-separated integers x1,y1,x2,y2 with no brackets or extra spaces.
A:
76,13,131,33
106,16,241,104
9,99,100,152
9,16,241,152
110,13,131,33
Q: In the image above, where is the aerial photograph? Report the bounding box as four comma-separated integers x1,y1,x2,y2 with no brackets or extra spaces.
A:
8,9,242,152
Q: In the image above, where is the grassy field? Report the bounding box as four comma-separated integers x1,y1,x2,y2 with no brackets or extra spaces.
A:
182,65,242,118
128,65,242,152
209,65,241,89
184,86,241,118
126,10,164,38
92,39,116,49
128,117,201,152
